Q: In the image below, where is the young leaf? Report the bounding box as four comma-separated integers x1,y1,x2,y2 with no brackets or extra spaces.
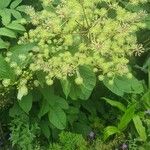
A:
48,106,66,130
0,9,11,25
0,27,16,38
18,93,33,114
0,38,9,49
10,0,22,9
103,126,119,141
133,115,147,141
16,5,28,13
61,79,71,99
118,104,136,131
103,98,126,112
10,9,22,19
0,0,11,9
6,22,26,31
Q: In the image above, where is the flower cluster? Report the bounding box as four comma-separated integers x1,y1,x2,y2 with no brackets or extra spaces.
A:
5,0,147,99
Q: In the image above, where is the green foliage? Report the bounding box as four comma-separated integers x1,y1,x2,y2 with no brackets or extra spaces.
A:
50,131,87,150
9,114,39,150
0,0,27,49
0,0,150,149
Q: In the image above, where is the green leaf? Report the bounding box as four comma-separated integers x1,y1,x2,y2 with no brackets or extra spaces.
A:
55,97,69,110
133,115,147,141
0,27,16,38
10,0,22,9
9,102,23,117
0,38,9,49
6,22,26,31
61,79,71,99
38,99,50,118
10,9,22,19
103,76,144,96
48,106,66,130
103,126,119,141
18,93,33,114
40,86,68,109
40,120,51,139
0,0,11,9
9,43,35,68
118,104,136,131
142,90,150,109
103,78,124,96
0,55,15,80
0,9,11,25
16,5,27,13
69,66,96,100
103,98,126,112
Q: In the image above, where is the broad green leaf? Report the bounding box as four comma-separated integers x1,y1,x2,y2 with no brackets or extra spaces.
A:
39,86,55,105
40,86,68,109
48,106,66,130
38,99,50,118
69,66,96,100
103,98,126,112
61,79,71,98
18,93,33,114
55,97,69,110
0,27,16,38
0,0,11,9
103,76,144,96
133,115,147,141
6,22,26,31
118,104,136,130
0,55,15,80
0,9,11,25
0,38,9,49
103,78,124,96
10,0,22,9
103,126,119,141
